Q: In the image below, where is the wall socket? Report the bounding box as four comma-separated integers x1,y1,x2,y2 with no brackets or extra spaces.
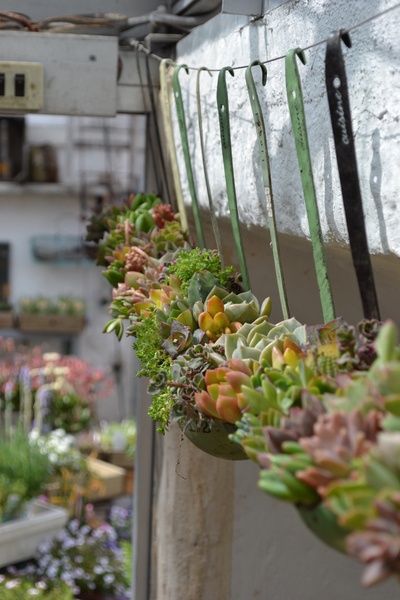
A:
0,61,44,112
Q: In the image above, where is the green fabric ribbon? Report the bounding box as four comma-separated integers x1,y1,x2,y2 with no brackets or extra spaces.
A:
217,67,250,290
172,65,206,248
245,60,290,319
196,67,224,260
285,49,335,323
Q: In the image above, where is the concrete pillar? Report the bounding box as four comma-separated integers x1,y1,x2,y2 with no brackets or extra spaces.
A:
156,422,234,600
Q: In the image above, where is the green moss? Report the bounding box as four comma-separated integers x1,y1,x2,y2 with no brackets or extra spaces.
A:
167,249,233,293
133,314,171,381
148,388,174,433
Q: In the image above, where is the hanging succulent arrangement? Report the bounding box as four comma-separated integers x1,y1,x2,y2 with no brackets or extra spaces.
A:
90,193,400,587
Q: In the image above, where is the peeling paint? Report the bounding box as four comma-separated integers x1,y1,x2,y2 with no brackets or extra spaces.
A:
174,0,400,257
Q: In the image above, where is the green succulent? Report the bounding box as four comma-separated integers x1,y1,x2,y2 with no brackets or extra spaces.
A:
151,220,188,254
167,248,234,294
223,316,305,366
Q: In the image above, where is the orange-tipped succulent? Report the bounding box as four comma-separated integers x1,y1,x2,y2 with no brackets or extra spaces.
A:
195,359,252,424
198,295,242,342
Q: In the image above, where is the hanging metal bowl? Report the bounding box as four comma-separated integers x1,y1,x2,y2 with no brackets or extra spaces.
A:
178,418,248,461
297,503,349,553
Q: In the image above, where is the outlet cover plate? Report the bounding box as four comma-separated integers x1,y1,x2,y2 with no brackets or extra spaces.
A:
0,61,44,111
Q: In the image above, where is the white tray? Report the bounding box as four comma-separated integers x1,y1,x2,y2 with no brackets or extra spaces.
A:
0,500,68,567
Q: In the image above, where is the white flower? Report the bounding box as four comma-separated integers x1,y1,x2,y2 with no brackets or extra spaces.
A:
28,589,40,596
36,581,47,590
104,574,115,585
5,579,21,589
94,565,104,575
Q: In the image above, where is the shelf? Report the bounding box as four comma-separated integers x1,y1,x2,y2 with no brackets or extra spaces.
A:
0,182,72,196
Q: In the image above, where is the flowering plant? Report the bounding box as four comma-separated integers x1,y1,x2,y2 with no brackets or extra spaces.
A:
109,505,133,541
0,345,113,432
35,520,129,598
30,429,85,474
0,575,73,599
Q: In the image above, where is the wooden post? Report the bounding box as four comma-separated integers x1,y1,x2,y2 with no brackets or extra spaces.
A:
156,423,234,600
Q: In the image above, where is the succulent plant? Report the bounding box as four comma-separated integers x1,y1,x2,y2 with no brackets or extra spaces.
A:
167,248,234,295
150,220,188,254
124,247,152,272
223,316,304,367
347,494,400,587
266,393,326,454
298,411,381,497
258,447,320,506
328,321,400,416
193,287,271,340
170,344,226,426
197,295,243,341
162,321,194,358
152,203,176,228
194,359,252,423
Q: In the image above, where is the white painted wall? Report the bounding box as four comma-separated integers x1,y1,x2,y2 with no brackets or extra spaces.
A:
175,0,400,256
174,1,400,598
0,190,136,421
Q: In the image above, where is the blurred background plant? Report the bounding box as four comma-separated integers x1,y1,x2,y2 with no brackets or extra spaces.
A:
0,575,74,599
34,519,129,598
0,430,51,522
99,420,137,459
19,296,86,317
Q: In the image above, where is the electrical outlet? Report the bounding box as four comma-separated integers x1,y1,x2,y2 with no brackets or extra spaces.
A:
0,61,44,111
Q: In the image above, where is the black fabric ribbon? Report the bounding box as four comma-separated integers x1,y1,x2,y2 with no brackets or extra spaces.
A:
325,30,380,320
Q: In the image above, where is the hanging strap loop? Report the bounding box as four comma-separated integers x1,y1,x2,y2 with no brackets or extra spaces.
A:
325,30,380,320
245,60,290,319
217,67,250,290
172,64,206,248
145,54,173,205
196,67,224,260
159,59,189,233
285,48,336,323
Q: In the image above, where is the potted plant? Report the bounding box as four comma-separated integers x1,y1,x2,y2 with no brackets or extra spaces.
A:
93,196,265,460
98,420,136,494
18,296,86,334
32,429,91,513
34,520,129,599
99,420,137,468
88,192,400,589
0,348,112,435
0,430,68,567
0,301,14,329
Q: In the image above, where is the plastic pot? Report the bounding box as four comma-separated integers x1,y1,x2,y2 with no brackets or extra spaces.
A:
179,418,248,461
297,503,349,553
